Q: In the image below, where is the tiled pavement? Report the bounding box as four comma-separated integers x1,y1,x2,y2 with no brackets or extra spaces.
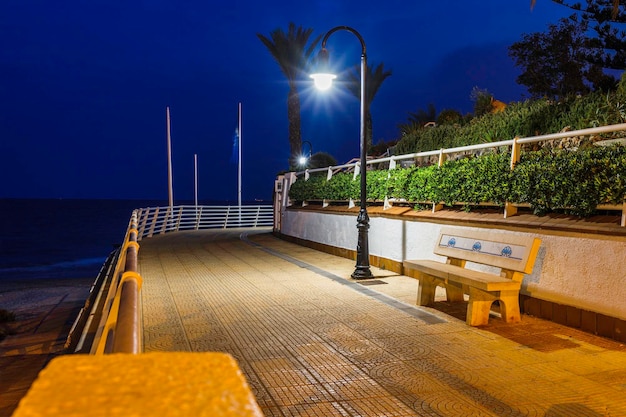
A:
138,228,626,416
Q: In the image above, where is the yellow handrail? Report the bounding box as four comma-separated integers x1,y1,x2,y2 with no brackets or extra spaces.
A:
93,212,143,354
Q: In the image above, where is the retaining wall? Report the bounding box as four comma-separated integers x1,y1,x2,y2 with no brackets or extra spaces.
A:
279,208,626,338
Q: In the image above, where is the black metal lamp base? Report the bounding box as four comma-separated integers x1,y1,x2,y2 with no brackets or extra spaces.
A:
351,266,373,279
352,208,372,279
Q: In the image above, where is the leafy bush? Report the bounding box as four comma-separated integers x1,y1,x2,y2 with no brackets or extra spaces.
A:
290,82,626,216
394,90,626,155
326,173,359,200
288,174,327,201
430,153,512,207
288,145,626,218
512,146,626,216
365,170,390,201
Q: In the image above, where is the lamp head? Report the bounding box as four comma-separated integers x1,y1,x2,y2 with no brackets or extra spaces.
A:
298,156,308,166
310,48,336,91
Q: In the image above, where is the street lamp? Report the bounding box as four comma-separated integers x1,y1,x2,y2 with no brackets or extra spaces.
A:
311,26,372,279
299,140,312,167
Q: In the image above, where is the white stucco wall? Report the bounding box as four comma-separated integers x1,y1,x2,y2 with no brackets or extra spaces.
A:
280,209,626,320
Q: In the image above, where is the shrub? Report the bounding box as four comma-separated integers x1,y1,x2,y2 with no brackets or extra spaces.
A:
289,145,626,218
326,173,359,201
393,90,626,156
512,145,626,216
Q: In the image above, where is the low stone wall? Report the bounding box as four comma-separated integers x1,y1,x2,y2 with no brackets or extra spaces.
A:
279,208,626,324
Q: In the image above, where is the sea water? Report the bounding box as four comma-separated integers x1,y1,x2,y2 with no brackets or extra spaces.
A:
0,199,162,281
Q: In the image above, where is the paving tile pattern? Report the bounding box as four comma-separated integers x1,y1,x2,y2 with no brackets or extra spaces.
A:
138,229,626,416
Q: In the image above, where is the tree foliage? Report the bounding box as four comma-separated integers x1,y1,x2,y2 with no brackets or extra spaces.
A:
551,0,626,70
470,87,495,117
397,104,437,136
531,0,621,19
345,62,392,148
309,152,337,169
393,77,626,156
509,16,616,99
257,23,321,168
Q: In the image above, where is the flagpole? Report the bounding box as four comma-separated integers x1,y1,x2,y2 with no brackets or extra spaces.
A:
166,106,174,211
194,153,198,208
238,102,242,208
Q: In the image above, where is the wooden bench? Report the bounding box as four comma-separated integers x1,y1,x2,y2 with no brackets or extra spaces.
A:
403,228,541,326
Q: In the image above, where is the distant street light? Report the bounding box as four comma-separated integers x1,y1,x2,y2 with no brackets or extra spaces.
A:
311,26,372,279
299,140,313,167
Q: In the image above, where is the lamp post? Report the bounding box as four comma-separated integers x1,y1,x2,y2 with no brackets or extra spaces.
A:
311,26,372,279
299,140,313,167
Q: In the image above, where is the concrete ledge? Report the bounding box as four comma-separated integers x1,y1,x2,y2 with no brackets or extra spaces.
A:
12,352,263,417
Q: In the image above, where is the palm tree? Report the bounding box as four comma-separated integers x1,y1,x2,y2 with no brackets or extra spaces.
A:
397,104,437,137
257,23,321,168
345,62,392,149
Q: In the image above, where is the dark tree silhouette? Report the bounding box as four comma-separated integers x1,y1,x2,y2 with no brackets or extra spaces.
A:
345,62,392,149
258,23,321,168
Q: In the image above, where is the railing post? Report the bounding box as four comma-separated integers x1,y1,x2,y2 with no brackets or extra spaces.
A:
195,206,202,230
224,206,230,229
148,207,159,238
432,149,446,212
160,207,170,235
136,209,147,240
504,136,521,219
176,206,183,232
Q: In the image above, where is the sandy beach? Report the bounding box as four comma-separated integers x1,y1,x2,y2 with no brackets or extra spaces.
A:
0,277,94,417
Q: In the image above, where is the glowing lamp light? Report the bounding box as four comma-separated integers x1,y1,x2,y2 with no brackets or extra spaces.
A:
310,73,336,91
299,141,312,167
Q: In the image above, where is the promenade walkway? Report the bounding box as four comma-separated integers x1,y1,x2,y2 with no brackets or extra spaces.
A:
138,228,626,416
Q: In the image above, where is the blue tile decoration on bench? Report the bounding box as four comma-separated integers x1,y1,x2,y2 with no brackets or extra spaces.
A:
501,246,513,257
439,234,525,261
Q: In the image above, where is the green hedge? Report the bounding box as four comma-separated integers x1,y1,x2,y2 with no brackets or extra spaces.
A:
288,145,626,217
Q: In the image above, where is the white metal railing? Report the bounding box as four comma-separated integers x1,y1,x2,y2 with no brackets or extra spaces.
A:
135,205,273,239
296,123,626,178
277,123,626,226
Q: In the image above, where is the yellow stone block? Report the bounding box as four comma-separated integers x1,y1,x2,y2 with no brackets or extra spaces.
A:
12,352,264,417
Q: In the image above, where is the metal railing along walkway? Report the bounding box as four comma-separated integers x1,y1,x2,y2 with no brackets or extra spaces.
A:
136,205,273,240
70,205,273,355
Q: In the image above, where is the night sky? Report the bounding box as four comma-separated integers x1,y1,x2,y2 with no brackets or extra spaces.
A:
1,1,567,203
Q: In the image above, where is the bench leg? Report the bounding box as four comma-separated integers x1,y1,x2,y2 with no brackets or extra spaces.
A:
416,276,437,306
466,288,495,326
445,283,465,302
498,291,521,323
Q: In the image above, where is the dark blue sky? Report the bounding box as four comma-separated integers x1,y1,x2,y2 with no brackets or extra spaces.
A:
1,1,567,202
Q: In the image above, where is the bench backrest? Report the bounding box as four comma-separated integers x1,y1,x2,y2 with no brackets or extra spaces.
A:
434,228,541,274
